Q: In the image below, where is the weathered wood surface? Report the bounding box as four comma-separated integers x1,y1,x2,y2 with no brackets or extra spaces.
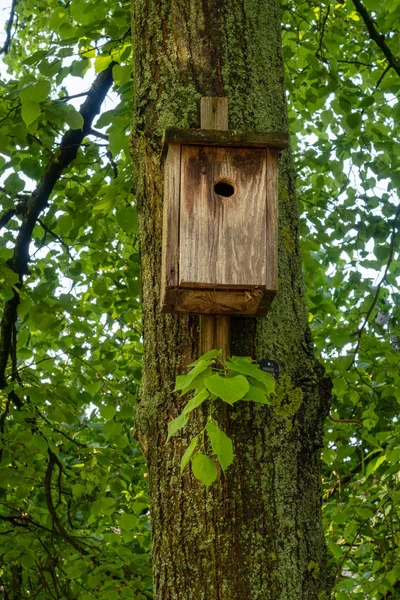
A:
198,98,230,357
200,97,228,130
163,127,289,152
179,145,268,288
160,143,180,310
175,289,265,315
266,147,279,291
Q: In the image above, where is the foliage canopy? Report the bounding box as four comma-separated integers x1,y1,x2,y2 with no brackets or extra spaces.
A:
0,0,399,598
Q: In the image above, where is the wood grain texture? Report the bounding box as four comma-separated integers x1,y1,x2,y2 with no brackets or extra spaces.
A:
200,97,228,130
199,98,229,358
160,143,181,311
179,145,267,288
163,128,289,149
266,148,279,291
175,289,264,315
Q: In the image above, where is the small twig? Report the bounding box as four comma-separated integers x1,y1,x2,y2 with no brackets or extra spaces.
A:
328,414,363,428
107,150,118,179
89,128,108,141
55,91,90,103
44,450,87,555
375,64,391,89
38,218,73,259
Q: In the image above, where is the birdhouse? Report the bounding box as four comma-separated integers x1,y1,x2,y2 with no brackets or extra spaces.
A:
161,128,288,316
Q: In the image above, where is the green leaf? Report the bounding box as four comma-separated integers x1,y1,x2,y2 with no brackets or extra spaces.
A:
20,553,35,569
100,404,116,421
191,452,217,487
21,100,41,126
119,513,137,531
242,385,273,404
322,448,336,465
180,436,198,473
204,374,249,404
65,105,84,130
346,112,361,129
206,420,233,472
32,80,51,102
95,55,112,72
167,412,189,441
174,359,209,391
225,358,275,394
365,454,386,479
355,506,374,520
113,64,131,86
92,195,114,214
116,208,137,233
182,388,209,416
189,349,222,366
31,433,48,454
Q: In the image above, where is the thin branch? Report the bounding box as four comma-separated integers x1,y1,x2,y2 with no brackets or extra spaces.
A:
0,209,17,230
348,204,400,369
337,59,374,67
0,0,17,55
352,0,400,77
328,414,363,428
55,91,90,103
38,218,73,259
375,64,391,89
44,450,87,555
88,128,108,141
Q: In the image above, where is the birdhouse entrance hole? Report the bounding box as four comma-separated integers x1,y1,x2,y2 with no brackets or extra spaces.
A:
214,178,236,198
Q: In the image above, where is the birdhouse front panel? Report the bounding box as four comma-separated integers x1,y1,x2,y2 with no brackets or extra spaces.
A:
179,145,267,289
160,128,289,316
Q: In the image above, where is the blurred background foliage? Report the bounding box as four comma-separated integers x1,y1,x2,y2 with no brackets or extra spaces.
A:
0,0,399,597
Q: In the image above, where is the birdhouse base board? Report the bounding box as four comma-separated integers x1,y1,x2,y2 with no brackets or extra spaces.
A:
161,288,275,316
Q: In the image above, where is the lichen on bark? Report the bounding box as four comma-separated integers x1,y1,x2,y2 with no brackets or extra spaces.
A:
130,0,333,598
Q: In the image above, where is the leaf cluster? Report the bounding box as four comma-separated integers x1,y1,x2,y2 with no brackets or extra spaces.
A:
167,351,275,487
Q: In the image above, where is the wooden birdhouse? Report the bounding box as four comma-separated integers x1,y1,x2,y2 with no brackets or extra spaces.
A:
161,127,288,316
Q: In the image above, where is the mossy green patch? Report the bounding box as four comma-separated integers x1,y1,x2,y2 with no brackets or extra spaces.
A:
272,374,303,430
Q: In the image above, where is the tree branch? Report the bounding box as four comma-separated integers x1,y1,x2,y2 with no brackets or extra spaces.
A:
0,0,17,55
88,128,108,141
0,209,17,230
0,62,116,391
352,0,400,77
44,450,87,555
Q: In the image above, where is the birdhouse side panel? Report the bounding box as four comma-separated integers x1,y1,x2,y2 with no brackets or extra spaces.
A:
179,145,267,289
265,148,279,292
160,143,181,311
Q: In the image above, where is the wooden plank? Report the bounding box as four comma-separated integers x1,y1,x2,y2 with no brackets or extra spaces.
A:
160,143,181,311
175,289,264,316
200,97,228,130
214,317,230,358
199,98,229,358
266,148,279,291
163,127,289,151
179,145,267,288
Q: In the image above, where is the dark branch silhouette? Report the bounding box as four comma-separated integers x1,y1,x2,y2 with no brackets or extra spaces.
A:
0,61,116,392
352,0,400,77
0,0,17,55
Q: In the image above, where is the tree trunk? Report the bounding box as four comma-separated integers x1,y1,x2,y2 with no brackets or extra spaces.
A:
131,1,333,598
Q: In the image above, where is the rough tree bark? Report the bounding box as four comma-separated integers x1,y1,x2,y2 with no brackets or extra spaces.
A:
131,1,333,598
